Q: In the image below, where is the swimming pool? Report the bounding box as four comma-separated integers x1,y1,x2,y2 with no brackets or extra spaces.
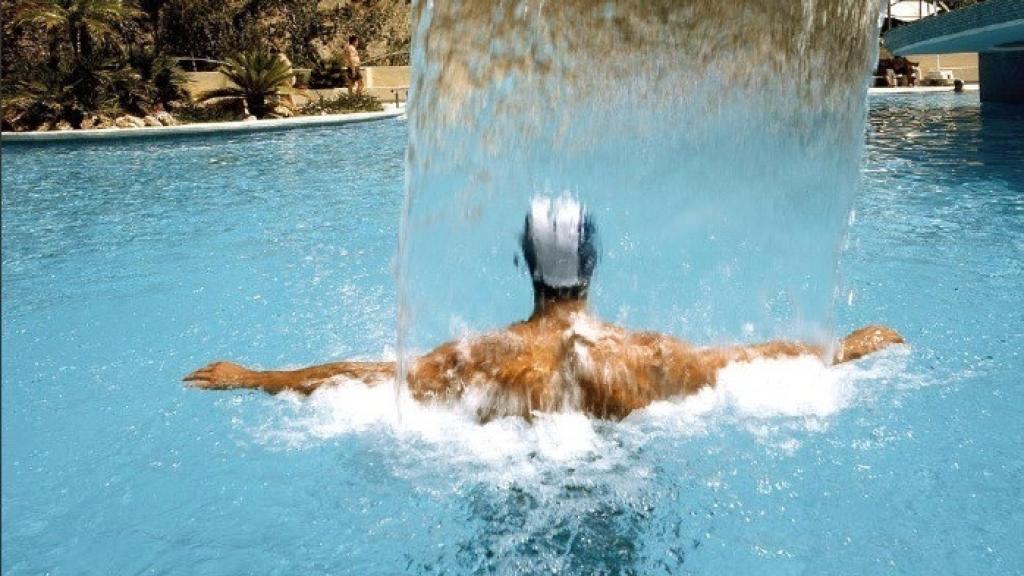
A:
2,94,1022,574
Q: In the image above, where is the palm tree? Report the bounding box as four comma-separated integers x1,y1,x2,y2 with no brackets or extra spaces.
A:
15,0,143,60
1,55,121,129
1,69,78,129
127,47,188,107
197,51,294,118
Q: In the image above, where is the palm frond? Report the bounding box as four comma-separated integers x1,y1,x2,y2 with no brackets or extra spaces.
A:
80,0,143,44
14,0,69,31
196,50,295,117
217,51,294,94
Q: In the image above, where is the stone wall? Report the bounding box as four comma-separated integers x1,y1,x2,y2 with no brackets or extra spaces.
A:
183,71,232,96
183,66,411,102
364,66,411,89
905,52,979,82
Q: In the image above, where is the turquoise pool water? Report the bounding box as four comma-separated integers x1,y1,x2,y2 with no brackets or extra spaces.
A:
3,94,1023,574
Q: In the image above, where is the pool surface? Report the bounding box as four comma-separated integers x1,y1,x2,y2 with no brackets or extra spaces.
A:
3,94,1023,574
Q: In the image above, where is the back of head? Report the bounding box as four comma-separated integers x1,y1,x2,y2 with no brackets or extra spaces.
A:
521,197,598,300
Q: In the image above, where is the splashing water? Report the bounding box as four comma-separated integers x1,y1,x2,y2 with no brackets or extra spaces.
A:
251,349,912,484
325,7,889,553
399,0,881,367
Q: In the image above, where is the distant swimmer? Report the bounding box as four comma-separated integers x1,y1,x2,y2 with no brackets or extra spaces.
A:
185,197,904,421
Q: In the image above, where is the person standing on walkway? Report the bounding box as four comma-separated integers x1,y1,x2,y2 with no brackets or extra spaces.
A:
273,47,297,109
344,36,365,96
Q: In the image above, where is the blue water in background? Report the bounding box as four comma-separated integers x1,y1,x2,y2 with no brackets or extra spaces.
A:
2,94,1023,574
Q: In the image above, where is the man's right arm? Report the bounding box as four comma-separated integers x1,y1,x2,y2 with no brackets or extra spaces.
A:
184,360,395,394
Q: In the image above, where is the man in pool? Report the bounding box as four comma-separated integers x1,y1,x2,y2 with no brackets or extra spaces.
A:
185,198,904,421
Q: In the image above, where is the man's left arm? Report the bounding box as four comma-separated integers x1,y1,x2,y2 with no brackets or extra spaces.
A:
644,325,905,402
699,324,905,366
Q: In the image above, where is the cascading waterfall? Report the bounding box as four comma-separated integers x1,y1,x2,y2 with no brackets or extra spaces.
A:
398,0,881,391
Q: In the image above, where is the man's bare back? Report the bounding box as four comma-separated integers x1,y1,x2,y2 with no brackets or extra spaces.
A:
185,198,904,421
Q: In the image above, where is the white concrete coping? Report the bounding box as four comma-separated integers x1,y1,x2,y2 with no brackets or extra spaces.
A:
868,84,979,95
1,105,405,144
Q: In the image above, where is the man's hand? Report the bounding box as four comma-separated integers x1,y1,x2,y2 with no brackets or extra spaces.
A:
834,325,905,363
183,361,259,390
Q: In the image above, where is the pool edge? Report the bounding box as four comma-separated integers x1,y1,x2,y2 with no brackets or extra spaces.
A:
0,107,406,144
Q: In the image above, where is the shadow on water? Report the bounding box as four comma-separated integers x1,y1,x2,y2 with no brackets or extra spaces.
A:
446,457,713,576
454,482,651,575
979,102,1024,188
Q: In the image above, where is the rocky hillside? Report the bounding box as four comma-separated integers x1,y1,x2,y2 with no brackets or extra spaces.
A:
1,0,410,130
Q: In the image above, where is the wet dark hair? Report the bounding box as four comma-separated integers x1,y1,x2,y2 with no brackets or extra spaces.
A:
520,211,598,300
349,35,359,44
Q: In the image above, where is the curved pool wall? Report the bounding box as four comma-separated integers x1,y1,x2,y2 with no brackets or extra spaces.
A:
2,95,1023,574
0,108,405,143
399,0,881,363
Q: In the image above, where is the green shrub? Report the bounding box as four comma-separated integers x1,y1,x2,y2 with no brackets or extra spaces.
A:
126,49,189,107
1,56,122,129
308,57,347,89
174,100,238,124
300,93,383,115
197,50,294,118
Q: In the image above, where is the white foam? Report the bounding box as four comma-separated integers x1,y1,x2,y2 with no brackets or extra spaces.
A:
718,356,850,418
243,347,911,483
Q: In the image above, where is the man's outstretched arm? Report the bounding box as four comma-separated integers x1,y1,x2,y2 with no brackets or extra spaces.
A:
701,324,905,367
569,323,906,419
615,324,905,414
184,360,395,394
831,325,905,363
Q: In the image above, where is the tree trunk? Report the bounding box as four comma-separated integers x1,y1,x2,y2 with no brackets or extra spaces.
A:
80,25,93,60
48,35,62,69
248,95,265,117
